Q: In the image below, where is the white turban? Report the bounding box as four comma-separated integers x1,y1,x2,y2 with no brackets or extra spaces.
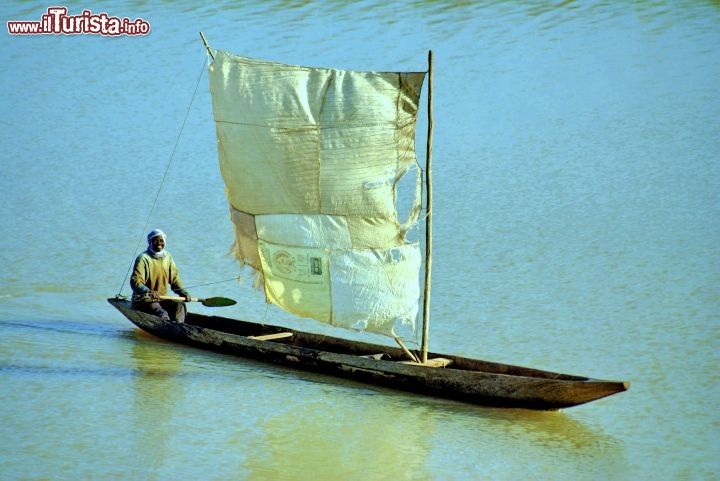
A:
147,229,166,242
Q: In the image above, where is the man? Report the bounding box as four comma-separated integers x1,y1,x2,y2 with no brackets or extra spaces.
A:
131,229,192,323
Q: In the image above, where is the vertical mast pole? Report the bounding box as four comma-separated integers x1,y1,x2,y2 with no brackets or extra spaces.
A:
421,50,434,364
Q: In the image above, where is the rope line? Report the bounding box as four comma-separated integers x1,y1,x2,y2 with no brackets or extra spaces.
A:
116,56,209,297
184,277,241,290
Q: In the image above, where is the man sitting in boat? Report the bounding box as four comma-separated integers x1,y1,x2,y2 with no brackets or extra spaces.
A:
130,229,192,323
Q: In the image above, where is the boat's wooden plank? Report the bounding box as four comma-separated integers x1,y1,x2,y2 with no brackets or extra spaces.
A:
247,332,293,341
361,353,389,360
400,357,454,368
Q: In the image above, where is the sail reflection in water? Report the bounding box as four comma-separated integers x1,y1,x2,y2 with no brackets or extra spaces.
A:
208,52,426,337
245,397,434,481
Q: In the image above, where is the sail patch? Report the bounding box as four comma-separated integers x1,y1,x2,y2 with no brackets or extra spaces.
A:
258,239,420,336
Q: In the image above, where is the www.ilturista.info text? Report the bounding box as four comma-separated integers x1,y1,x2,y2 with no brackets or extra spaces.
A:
7,7,150,36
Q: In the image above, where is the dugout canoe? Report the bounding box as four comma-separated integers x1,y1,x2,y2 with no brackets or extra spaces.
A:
108,297,629,410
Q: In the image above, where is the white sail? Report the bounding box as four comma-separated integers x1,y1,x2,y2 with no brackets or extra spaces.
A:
208,51,426,337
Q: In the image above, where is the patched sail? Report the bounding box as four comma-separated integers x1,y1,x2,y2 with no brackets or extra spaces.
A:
208,51,426,337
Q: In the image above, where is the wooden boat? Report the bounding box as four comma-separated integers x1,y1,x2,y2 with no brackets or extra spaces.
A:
108,297,627,410
109,34,629,410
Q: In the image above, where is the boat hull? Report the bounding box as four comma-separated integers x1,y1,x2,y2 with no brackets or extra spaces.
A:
108,298,628,410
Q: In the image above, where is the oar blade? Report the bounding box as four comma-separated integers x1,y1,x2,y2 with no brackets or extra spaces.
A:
201,297,237,307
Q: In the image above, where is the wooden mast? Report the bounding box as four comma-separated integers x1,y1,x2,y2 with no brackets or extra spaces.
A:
199,31,215,60
421,50,434,364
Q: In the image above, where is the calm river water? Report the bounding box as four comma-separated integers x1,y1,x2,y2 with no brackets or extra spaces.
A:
1,1,718,480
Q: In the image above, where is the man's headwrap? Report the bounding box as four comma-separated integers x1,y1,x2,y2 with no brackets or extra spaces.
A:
147,229,166,243
147,229,167,258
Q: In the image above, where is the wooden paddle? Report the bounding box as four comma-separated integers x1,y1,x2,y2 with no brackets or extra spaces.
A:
157,295,236,307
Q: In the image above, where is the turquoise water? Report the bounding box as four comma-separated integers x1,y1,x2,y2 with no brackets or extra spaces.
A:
1,1,718,479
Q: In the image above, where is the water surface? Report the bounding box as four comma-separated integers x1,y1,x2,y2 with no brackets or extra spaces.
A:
1,1,718,480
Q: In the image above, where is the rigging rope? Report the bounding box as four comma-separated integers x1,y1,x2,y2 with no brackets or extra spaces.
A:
116,56,209,297
184,277,241,290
